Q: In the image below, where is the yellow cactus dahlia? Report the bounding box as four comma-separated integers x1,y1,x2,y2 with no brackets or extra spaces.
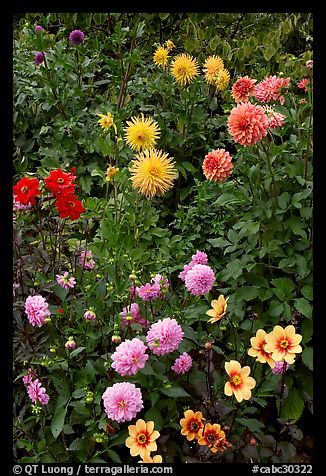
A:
153,46,170,68
203,55,224,85
171,53,199,86
124,114,160,151
129,148,178,197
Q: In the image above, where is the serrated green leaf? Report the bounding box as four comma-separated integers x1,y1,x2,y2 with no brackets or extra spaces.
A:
294,298,312,319
279,387,304,423
302,346,313,370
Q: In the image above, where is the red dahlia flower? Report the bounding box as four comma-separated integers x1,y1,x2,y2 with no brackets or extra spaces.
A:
44,168,76,195
13,177,41,205
54,193,85,220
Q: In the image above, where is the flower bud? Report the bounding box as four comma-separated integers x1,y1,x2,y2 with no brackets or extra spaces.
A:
111,335,121,344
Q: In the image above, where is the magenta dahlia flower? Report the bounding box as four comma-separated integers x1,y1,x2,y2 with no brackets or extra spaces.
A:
84,309,97,321
35,25,45,33
22,368,38,386
146,318,184,356
271,361,290,374
111,338,149,376
137,282,161,301
34,51,45,66
171,352,193,374
102,382,143,423
184,264,215,295
27,378,50,405
69,29,85,45
24,295,50,327
227,102,269,147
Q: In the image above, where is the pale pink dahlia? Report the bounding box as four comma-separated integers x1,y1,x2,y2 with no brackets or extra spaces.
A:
24,295,51,327
262,105,286,129
202,149,234,182
102,382,143,423
56,271,76,289
227,102,269,147
171,352,193,374
79,250,95,270
111,338,149,376
254,75,290,105
146,318,184,356
137,282,161,301
27,378,50,405
120,303,148,329
231,76,257,103
184,264,215,295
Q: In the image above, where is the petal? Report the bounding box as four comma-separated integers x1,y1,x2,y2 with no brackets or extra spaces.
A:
248,348,259,357
240,366,251,378
206,309,218,317
128,425,137,437
130,444,141,456
136,419,146,432
146,441,157,452
243,376,256,389
233,387,243,403
272,326,286,339
240,385,252,400
288,344,302,354
194,411,204,420
149,430,160,441
284,353,296,364
256,329,267,340
125,436,135,448
184,410,194,420
224,381,233,396
285,325,296,335
271,348,286,362
146,421,154,435
207,317,219,324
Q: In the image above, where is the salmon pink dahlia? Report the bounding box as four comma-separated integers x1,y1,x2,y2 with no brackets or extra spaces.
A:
227,102,269,146
231,76,257,103
254,75,290,105
202,149,233,182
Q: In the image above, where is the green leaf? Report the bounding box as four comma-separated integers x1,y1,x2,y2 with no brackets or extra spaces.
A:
279,387,304,423
302,346,313,370
236,286,259,301
264,43,276,61
69,347,86,359
300,284,313,301
51,406,67,439
296,255,308,277
236,417,265,434
144,406,163,430
294,298,312,319
160,385,191,398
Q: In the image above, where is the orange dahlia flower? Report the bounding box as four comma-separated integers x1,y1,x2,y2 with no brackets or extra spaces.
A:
227,102,269,147
231,76,257,103
197,423,231,453
206,295,228,324
224,360,256,402
138,454,163,463
202,149,233,182
125,419,160,459
247,329,275,368
180,409,205,441
264,325,302,364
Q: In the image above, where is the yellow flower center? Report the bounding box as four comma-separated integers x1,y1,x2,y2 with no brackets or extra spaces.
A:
280,339,289,349
149,167,159,176
21,186,28,193
57,177,64,184
137,433,147,444
232,375,241,386
117,399,126,409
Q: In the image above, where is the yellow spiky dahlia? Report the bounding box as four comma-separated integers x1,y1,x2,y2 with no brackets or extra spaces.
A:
124,114,160,151
203,55,224,85
171,53,199,86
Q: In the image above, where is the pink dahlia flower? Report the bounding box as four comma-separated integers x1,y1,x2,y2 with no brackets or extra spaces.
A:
171,352,193,374
271,361,290,374
262,105,286,129
79,250,95,270
102,382,143,423
137,282,161,301
24,295,51,327
56,271,76,289
146,318,184,356
27,378,50,405
13,195,32,211
120,303,148,329
231,76,257,103
184,264,215,295
297,78,310,92
254,75,290,105
152,273,169,289
111,338,149,376
179,251,208,281
227,102,269,147
22,368,38,386
202,148,234,182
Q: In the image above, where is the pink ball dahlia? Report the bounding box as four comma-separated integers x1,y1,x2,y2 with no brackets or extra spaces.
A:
227,102,269,147
254,75,290,105
231,76,257,103
24,295,51,327
184,264,215,295
111,338,149,376
146,318,184,356
202,149,234,182
179,250,208,281
171,352,193,374
102,382,143,423
27,378,50,405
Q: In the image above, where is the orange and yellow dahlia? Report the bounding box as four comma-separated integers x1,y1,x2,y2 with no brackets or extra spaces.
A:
247,329,275,368
206,295,229,324
224,360,256,402
197,423,231,453
180,409,205,441
264,325,302,364
125,419,160,459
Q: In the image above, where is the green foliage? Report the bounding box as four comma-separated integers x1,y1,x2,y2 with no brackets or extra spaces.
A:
13,12,313,464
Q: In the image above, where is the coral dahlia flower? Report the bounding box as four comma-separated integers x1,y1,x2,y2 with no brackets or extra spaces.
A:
206,295,228,324
247,329,275,368
125,419,160,459
224,360,256,402
13,177,41,206
197,423,230,453
203,55,224,85
262,105,286,129
254,75,290,105
180,409,205,441
153,46,170,68
264,325,302,364
227,102,269,146
124,114,160,151
231,76,257,103
129,148,178,197
202,148,234,182
171,53,199,86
